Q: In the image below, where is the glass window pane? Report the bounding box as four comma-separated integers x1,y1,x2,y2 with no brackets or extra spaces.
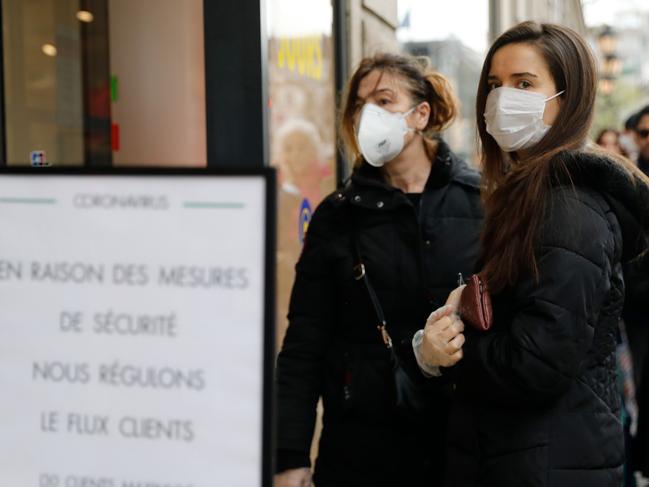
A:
267,0,337,350
3,0,84,165
1,0,206,167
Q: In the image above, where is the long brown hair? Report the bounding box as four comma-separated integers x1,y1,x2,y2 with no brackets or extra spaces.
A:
339,52,457,169
477,22,614,291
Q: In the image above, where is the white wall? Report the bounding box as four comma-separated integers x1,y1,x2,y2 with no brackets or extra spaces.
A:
491,0,586,39
347,0,399,71
109,0,206,167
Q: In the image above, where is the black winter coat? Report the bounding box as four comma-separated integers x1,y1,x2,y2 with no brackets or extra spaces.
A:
445,151,649,487
628,157,649,476
275,141,483,487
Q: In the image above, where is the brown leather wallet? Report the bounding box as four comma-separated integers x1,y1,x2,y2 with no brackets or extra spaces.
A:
459,274,493,332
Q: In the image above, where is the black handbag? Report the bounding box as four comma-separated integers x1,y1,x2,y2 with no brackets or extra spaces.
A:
350,229,440,417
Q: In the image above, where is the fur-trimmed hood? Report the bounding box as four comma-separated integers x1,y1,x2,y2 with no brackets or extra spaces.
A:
553,149,649,267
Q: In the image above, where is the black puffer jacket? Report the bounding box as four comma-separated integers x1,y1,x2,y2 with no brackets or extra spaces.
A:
624,156,649,476
445,150,649,487
275,140,483,487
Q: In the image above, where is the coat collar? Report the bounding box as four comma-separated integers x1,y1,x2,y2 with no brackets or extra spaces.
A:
638,155,649,177
552,150,649,262
351,139,460,202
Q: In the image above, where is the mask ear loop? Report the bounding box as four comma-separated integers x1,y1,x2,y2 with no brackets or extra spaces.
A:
404,104,423,134
544,90,565,102
352,103,368,142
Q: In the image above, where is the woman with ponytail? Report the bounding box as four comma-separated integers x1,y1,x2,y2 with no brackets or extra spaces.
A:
417,21,649,487
274,52,483,487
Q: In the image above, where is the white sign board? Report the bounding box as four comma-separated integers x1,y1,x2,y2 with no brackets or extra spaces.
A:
0,171,274,487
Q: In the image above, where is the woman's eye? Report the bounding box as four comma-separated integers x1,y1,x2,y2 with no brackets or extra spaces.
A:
378,98,390,106
488,82,500,91
517,80,532,89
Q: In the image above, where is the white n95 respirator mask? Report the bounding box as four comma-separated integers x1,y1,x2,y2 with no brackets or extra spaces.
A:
356,103,415,167
484,87,564,152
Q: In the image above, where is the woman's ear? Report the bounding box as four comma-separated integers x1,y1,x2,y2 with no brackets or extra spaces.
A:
413,102,431,131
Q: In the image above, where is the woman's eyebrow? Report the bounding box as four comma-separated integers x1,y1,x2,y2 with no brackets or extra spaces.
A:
358,88,395,103
487,72,539,82
511,72,539,78
371,88,395,97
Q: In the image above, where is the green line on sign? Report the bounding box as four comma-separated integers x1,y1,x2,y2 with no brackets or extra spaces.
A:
183,202,245,209
0,197,56,205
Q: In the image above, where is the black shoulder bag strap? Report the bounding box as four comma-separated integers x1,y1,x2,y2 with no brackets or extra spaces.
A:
348,206,438,417
349,218,393,349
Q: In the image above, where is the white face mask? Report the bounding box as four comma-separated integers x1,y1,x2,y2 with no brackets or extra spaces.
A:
619,132,638,156
484,87,564,152
356,103,415,167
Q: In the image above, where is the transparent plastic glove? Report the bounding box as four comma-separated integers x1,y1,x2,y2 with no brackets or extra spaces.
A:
413,286,466,374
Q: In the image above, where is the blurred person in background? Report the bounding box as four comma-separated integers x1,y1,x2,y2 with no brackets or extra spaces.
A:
632,255,649,480
274,52,483,487
596,123,648,486
630,104,649,484
633,105,649,177
620,112,640,162
596,128,628,157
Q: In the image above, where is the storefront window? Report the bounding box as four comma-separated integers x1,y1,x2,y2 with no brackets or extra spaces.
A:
266,0,337,348
1,0,206,166
3,0,85,165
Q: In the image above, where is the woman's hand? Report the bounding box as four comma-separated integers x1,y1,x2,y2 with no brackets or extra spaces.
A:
420,286,466,368
445,285,466,311
274,467,312,487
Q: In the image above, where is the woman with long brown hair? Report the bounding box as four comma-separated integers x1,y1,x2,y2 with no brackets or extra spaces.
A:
274,53,483,487
416,21,649,486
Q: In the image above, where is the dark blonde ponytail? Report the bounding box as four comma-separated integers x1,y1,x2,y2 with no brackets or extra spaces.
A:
423,71,457,133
